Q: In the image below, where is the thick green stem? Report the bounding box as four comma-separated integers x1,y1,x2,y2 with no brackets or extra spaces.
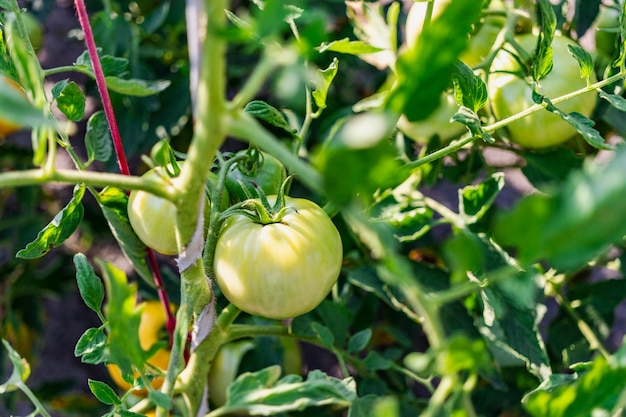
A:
0,168,175,199
226,112,323,193
177,304,241,414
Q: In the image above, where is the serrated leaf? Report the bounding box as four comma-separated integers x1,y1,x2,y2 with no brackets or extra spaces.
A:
544,99,613,150
523,353,626,417
312,58,338,111
385,0,482,121
98,259,146,376
533,0,557,81
75,49,129,77
98,187,153,285
459,173,505,223
103,76,170,97
317,38,383,55
452,60,488,113
88,379,121,406
495,144,626,270
345,1,398,69
450,106,494,143
219,366,355,416
0,339,30,394
567,44,594,81
74,327,107,364
53,80,85,121
85,111,112,163
347,329,372,354
16,184,85,259
598,89,626,111
574,0,602,38
243,100,297,139
73,253,105,313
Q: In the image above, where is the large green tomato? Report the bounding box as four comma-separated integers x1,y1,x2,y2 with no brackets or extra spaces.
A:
224,149,286,203
594,5,621,59
214,196,343,319
128,166,227,255
487,34,597,149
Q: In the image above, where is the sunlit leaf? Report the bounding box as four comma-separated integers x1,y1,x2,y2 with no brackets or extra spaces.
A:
16,184,85,259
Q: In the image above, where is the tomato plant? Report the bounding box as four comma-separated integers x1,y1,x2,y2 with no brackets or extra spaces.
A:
224,148,286,202
488,33,598,149
2,1,626,417
0,76,26,137
214,196,343,319
107,300,172,394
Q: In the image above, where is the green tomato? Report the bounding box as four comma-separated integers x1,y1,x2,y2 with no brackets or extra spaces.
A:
21,11,43,52
487,34,598,149
214,196,343,319
405,0,505,67
594,5,621,59
224,150,286,203
397,92,465,144
128,166,227,255
208,340,255,407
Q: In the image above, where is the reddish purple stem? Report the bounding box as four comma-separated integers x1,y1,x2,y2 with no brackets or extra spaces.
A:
74,0,177,343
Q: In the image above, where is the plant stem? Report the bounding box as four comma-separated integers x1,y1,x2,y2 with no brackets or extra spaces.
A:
74,0,130,176
226,112,324,194
17,382,52,417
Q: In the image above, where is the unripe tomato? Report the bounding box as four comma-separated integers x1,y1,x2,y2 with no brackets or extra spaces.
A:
224,149,286,203
128,165,227,255
21,11,43,52
397,92,465,144
487,34,597,149
107,300,172,395
214,196,343,319
208,340,255,407
405,0,505,67
0,75,27,137
594,5,621,59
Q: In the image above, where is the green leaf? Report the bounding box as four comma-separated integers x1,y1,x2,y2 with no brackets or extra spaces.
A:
73,253,105,314
243,100,297,140
598,89,626,111
312,58,338,111
459,172,505,223
521,148,585,190
0,339,31,394
523,352,626,417
544,100,613,150
347,329,372,354
52,79,85,121
98,259,146,377
533,0,557,81
149,390,172,411
217,366,355,416
315,112,404,207
385,0,482,121
317,38,383,55
450,106,494,143
74,327,107,364
98,187,153,285
16,184,85,259
452,60,488,113
362,351,392,371
85,111,113,163
75,49,129,77
495,144,626,270
311,322,335,349
0,75,53,130
567,44,594,81
88,379,121,406
103,76,171,97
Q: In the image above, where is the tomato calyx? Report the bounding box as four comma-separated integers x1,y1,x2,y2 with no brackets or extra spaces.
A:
221,176,293,226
